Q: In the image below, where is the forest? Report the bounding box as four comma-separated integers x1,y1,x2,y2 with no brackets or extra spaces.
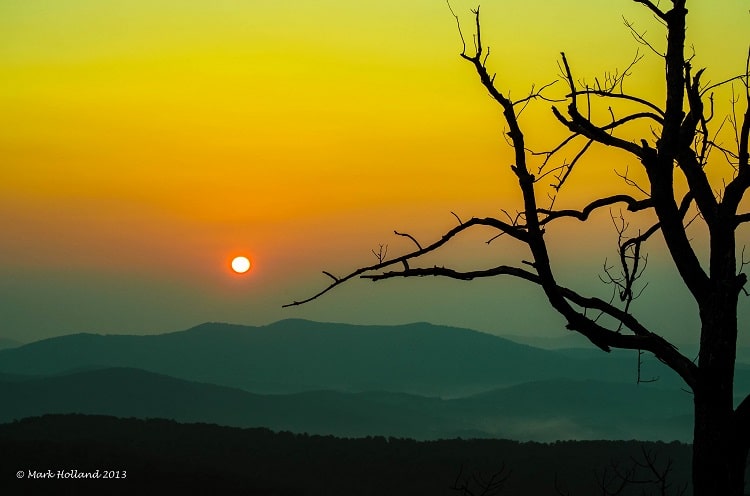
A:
1,414,692,495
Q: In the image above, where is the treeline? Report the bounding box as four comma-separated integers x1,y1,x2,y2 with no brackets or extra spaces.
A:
0,414,691,495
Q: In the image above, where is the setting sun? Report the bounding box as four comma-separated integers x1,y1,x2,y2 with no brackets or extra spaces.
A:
230,256,251,274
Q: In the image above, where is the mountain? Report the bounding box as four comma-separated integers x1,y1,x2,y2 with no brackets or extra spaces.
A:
0,337,22,351
455,379,692,441
0,319,688,397
496,332,591,350
0,367,451,440
0,367,692,442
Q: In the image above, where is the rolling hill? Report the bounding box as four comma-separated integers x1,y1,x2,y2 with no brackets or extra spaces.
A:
0,319,690,397
0,366,692,442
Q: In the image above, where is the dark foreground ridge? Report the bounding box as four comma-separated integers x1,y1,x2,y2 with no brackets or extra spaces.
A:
0,414,691,496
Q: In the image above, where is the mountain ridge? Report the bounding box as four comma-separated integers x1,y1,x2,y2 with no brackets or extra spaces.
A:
0,320,594,397
2,319,740,396
0,366,692,442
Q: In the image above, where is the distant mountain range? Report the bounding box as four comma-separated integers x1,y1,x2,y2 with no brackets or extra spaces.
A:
0,337,22,351
0,319,706,396
0,367,692,442
0,319,718,441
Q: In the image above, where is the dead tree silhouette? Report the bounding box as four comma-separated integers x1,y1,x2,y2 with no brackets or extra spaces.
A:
553,446,688,496
451,463,511,496
285,2,750,494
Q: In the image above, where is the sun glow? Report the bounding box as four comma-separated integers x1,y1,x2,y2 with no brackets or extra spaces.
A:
230,256,251,274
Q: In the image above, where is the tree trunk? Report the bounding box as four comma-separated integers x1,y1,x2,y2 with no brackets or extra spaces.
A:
693,268,744,496
693,393,745,496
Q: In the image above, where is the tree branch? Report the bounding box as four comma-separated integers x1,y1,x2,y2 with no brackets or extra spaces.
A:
632,0,668,22
539,195,652,225
570,89,665,117
723,51,750,215
394,230,422,250
736,212,750,226
363,263,697,389
603,111,665,130
640,1,711,305
553,53,647,159
447,7,696,388
282,216,527,308
675,64,719,225
285,2,706,394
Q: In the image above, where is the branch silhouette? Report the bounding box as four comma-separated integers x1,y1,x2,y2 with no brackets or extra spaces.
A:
284,3,750,494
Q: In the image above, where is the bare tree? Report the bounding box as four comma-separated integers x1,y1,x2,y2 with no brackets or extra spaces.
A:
592,446,688,496
554,446,687,496
285,1,750,494
451,463,511,496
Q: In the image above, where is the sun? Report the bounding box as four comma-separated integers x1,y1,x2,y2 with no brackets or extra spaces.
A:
230,256,251,274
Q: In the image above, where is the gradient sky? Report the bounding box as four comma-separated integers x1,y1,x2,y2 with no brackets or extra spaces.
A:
1,1,748,345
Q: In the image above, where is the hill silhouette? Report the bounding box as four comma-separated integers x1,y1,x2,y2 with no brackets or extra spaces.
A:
0,337,22,351
0,367,692,441
0,319,695,396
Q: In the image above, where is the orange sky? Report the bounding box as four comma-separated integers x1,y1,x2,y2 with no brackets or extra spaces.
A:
0,0,748,343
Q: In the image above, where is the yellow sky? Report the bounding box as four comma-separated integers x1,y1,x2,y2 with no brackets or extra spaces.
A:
0,1,747,340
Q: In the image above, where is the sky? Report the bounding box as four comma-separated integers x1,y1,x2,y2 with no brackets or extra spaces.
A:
1,0,748,345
